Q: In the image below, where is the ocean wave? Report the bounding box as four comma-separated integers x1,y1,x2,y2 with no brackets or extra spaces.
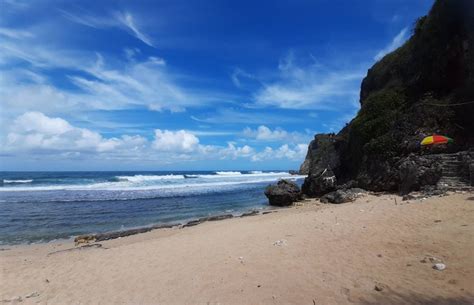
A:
0,175,305,192
184,174,199,178
115,174,185,182
3,179,33,184
199,171,288,179
214,171,242,175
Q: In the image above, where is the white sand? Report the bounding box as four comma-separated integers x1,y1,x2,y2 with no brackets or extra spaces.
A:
1,192,473,304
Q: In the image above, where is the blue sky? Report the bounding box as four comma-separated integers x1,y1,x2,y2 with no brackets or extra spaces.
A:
0,0,433,171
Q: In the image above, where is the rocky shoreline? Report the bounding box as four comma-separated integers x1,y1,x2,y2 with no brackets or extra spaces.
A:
74,208,275,245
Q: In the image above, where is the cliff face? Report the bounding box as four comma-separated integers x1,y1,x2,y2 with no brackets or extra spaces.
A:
299,134,339,175
301,0,474,192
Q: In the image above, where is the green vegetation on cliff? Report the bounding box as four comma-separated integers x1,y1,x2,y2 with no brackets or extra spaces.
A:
301,0,474,190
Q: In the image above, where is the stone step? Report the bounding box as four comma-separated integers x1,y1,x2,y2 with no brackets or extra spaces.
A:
438,184,469,188
441,164,461,168
442,167,461,171
438,183,467,186
442,173,461,177
439,178,464,182
438,181,466,185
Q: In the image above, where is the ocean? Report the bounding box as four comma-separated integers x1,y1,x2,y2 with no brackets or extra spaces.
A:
0,171,304,245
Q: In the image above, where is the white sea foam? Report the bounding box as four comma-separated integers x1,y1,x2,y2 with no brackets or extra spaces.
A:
214,171,242,175
249,171,263,174
3,179,33,184
116,175,185,182
199,171,288,179
0,174,306,192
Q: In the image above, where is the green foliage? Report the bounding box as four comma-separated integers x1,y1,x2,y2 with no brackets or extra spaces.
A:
351,89,406,156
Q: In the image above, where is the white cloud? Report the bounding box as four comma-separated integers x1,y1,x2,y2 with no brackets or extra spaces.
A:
123,47,141,61
152,129,199,152
0,31,224,118
60,9,155,47
13,111,73,135
0,27,33,39
5,112,147,153
3,112,307,164
253,53,363,110
190,108,302,125
242,125,310,143
219,143,255,159
231,68,254,88
115,11,154,47
251,144,307,162
374,27,409,61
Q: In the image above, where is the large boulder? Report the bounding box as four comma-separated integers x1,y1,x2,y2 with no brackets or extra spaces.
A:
470,163,474,186
301,168,337,197
397,154,442,195
320,188,366,204
264,180,301,206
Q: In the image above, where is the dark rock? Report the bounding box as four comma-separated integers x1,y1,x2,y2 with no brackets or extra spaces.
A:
469,163,474,186
151,223,179,230
398,159,419,195
264,179,301,206
336,180,358,190
298,0,474,193
374,284,385,292
75,222,180,243
402,194,416,201
301,168,336,197
397,154,443,195
241,210,259,217
183,220,201,227
75,234,97,244
320,188,366,204
206,214,234,221
299,134,340,175
424,188,446,196
459,151,474,186
288,170,299,175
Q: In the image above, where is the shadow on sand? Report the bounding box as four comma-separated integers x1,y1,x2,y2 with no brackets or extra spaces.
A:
358,291,473,305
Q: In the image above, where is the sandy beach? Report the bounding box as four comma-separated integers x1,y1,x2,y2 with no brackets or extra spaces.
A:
1,192,473,305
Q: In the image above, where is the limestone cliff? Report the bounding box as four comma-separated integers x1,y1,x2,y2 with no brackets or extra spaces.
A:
300,0,474,193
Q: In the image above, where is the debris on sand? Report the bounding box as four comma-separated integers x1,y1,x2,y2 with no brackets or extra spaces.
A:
433,263,446,271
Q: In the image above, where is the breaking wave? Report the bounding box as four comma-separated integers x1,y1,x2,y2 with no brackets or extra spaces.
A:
3,179,33,184
214,171,242,175
116,175,185,182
